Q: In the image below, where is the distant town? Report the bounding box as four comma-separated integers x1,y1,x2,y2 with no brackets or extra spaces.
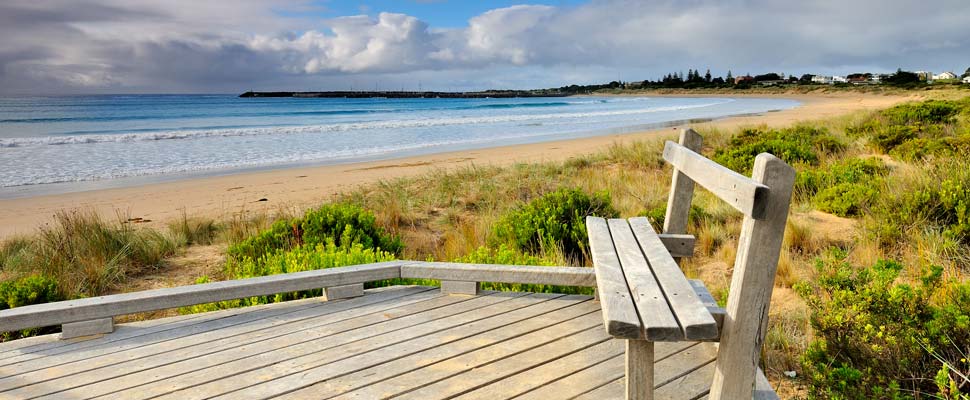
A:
552,67,970,93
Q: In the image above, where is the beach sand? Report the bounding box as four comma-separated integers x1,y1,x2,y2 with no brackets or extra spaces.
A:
0,91,919,239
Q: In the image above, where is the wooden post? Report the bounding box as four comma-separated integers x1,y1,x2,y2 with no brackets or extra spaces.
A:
60,317,113,339
322,283,364,301
709,154,795,400
440,281,479,295
626,339,654,400
663,129,703,240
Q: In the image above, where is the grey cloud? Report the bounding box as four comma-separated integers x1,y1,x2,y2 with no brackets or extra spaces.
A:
1,0,968,94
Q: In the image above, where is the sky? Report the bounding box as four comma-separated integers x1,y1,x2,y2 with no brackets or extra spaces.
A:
0,0,968,94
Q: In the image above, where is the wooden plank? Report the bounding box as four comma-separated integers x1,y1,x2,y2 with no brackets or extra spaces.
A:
440,280,479,295
45,291,539,400
453,338,626,399
653,359,717,399
662,141,770,219
0,288,361,367
629,217,718,340
689,279,725,336
573,343,718,400
710,154,794,400
627,340,655,400
521,342,708,400
607,219,680,341
283,296,600,399
401,262,596,287
664,128,703,236
162,292,544,400
1,287,447,397
586,216,642,339
0,261,402,332
660,233,696,258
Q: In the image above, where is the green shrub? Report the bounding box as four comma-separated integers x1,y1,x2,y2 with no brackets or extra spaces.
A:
796,252,970,399
814,181,880,217
713,126,841,174
1,275,63,340
184,241,397,313
874,161,970,243
881,100,961,126
890,136,970,162
796,158,889,216
493,187,618,263
227,203,402,263
870,125,918,153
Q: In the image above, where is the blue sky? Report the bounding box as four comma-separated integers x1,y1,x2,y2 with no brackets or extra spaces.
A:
307,1,586,28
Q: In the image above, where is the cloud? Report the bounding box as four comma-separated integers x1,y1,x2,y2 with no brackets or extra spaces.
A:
1,0,968,94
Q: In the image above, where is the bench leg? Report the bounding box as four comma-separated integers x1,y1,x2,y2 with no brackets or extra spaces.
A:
626,339,654,400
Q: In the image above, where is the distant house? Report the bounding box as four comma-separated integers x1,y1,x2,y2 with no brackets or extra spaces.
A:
933,71,958,80
915,71,934,82
734,75,755,85
964,76,970,84
811,75,833,84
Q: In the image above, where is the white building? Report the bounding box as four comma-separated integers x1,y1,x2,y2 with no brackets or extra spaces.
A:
832,76,848,83
933,71,958,80
964,76,970,84
811,75,833,84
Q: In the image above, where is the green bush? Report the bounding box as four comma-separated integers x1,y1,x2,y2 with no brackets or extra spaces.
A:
874,161,970,243
713,126,841,174
870,125,918,153
881,100,961,126
227,203,402,263
890,136,970,162
1,275,63,340
796,252,970,399
493,187,618,263
796,158,888,217
814,181,880,217
184,241,397,313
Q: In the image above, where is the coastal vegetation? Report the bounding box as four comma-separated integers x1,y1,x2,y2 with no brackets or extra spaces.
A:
2,95,970,398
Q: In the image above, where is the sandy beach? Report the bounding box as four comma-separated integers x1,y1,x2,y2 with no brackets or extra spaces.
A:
0,91,918,239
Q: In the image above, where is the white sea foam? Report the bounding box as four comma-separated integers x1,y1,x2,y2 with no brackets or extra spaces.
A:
0,100,731,148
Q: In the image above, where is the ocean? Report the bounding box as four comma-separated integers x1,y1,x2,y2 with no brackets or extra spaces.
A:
0,95,799,197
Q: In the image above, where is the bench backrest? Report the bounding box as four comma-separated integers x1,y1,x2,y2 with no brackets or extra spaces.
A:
662,129,795,400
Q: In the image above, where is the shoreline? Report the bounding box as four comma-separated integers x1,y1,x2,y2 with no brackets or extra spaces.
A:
0,92,918,239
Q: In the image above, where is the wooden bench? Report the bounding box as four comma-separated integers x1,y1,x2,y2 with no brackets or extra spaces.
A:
587,129,795,400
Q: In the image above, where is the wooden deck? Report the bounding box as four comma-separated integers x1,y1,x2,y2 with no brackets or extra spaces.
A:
0,285,720,400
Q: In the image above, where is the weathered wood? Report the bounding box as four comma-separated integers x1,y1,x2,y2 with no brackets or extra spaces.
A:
754,368,781,400
664,128,703,236
627,340,654,400
440,280,479,295
0,261,402,332
301,298,600,399
59,318,113,340
185,293,546,400
401,261,596,287
709,153,795,400
0,288,446,397
586,216,642,339
322,283,364,301
629,217,718,340
689,279,726,336
659,233,696,258
607,219,680,341
662,141,770,219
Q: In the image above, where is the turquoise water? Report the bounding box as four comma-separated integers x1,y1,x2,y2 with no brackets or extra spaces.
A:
0,95,799,194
